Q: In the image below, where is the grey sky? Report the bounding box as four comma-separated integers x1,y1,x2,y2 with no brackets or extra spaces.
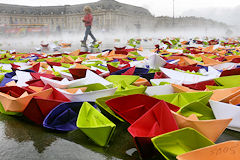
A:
0,0,239,25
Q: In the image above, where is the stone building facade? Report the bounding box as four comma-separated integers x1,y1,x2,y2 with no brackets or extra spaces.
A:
0,0,227,34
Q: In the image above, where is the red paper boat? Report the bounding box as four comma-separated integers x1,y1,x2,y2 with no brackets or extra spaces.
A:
106,94,179,124
128,100,179,158
220,68,240,77
23,85,70,125
69,68,87,80
41,44,49,48
183,80,216,91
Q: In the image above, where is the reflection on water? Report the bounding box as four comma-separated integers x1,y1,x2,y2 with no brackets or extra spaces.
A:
50,121,139,160
216,129,240,143
1,115,57,153
126,148,138,156
1,113,240,160
0,114,139,160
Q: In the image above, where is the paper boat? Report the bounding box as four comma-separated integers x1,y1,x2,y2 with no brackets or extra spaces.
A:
76,102,116,147
214,75,240,88
0,86,53,112
114,85,146,96
177,141,240,160
23,87,70,125
0,102,22,116
43,102,94,131
210,87,240,102
128,101,179,158
148,54,167,69
145,85,174,96
153,91,213,108
41,70,113,89
56,83,117,102
150,78,183,86
229,94,240,105
160,67,220,84
106,94,179,124
105,75,139,85
177,101,215,120
172,112,231,142
151,128,215,160
171,84,198,93
210,100,240,132
182,80,216,91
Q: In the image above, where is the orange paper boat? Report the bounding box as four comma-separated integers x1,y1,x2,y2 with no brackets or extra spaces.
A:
203,45,214,53
177,141,240,160
0,87,53,112
172,112,232,142
200,55,222,66
171,84,198,93
62,87,87,94
210,87,240,102
133,77,151,86
229,94,240,105
69,49,81,56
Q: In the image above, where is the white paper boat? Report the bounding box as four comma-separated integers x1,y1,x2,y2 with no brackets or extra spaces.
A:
16,71,33,87
159,66,220,84
41,70,113,88
213,62,238,71
52,66,74,81
145,85,174,96
209,100,240,132
150,78,183,86
56,87,117,102
148,54,166,69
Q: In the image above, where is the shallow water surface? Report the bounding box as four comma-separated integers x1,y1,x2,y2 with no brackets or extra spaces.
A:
0,114,239,160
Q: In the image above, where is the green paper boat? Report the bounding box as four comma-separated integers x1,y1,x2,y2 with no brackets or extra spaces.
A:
205,85,226,90
115,86,146,95
72,83,107,92
215,75,240,88
153,92,213,108
0,75,4,82
114,80,147,95
151,128,215,160
108,62,120,68
77,102,116,147
106,75,139,85
61,63,72,68
177,102,215,120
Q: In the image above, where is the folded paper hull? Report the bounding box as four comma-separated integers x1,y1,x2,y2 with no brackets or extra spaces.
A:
0,88,52,112
210,100,240,131
172,112,231,142
151,128,215,160
77,102,116,147
57,88,117,102
106,94,161,124
177,141,240,160
145,85,174,96
153,91,213,108
43,102,94,131
128,101,179,158
23,98,65,125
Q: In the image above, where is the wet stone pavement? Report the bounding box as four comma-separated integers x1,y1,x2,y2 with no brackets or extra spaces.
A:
0,113,239,160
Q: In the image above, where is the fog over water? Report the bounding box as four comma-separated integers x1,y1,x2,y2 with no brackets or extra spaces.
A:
0,26,235,53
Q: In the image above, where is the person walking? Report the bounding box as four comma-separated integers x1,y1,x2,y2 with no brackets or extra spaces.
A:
81,6,97,47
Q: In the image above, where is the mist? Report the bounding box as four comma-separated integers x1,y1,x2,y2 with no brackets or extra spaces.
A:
0,25,235,53
182,5,240,26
